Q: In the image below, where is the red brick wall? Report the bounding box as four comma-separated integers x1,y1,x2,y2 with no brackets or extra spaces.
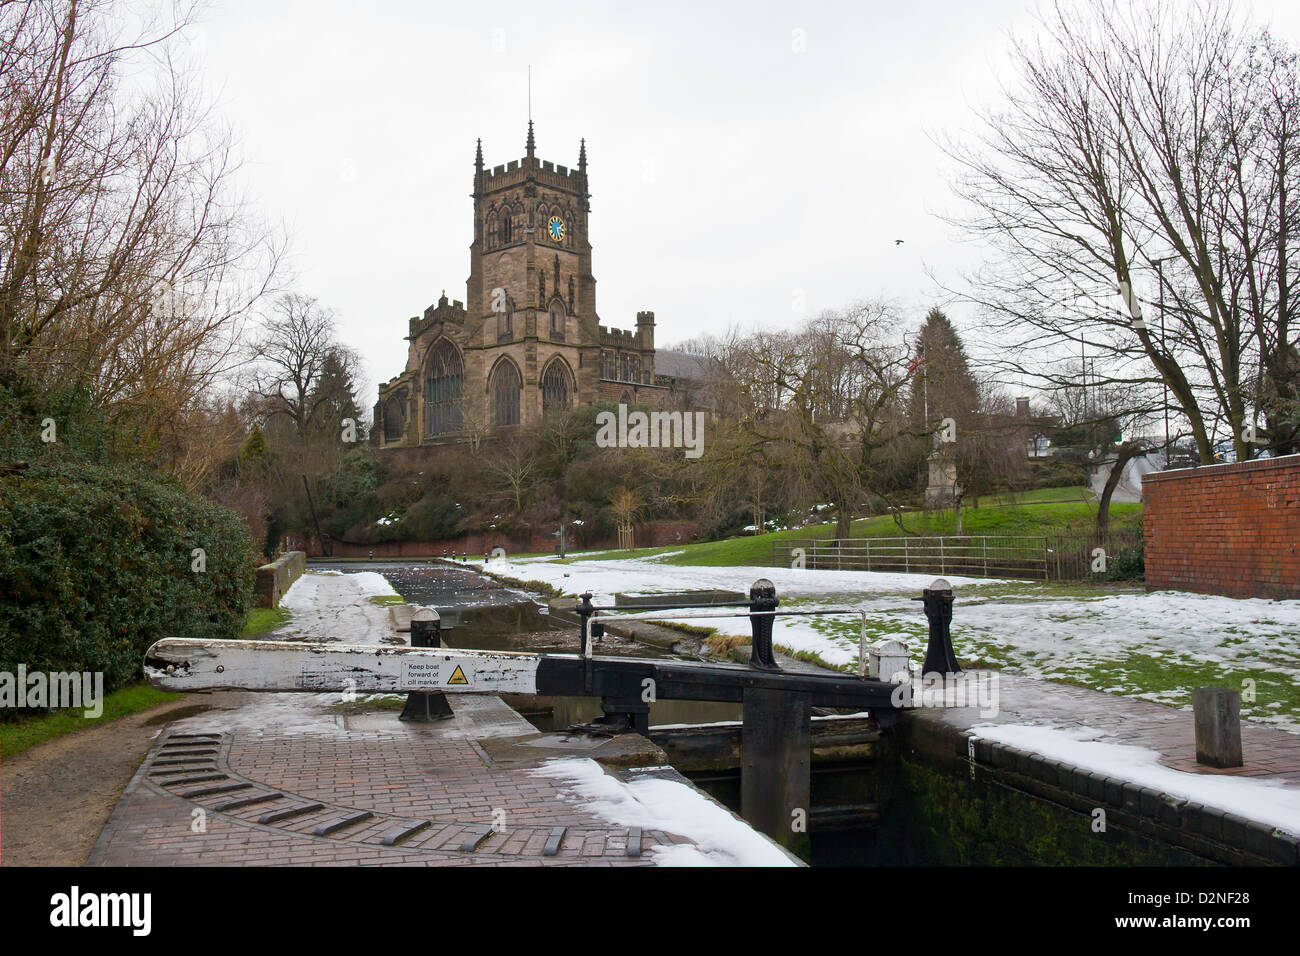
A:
1143,454,1300,599
639,521,701,547
281,520,702,559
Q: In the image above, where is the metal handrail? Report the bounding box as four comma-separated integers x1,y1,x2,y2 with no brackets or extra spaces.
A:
772,534,1050,580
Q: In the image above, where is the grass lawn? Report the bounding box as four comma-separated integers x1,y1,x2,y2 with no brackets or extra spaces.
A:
553,486,1140,568
469,486,1300,731
241,605,290,637
476,497,1300,729
982,485,1096,504
0,683,182,758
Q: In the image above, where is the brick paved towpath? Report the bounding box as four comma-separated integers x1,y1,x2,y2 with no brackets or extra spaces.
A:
87,570,798,867
86,691,757,866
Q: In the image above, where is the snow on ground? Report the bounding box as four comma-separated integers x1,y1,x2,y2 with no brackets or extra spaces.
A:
531,757,797,866
478,555,1300,728
276,570,400,644
972,723,1300,836
484,554,1001,604
477,554,1002,668
171,570,402,737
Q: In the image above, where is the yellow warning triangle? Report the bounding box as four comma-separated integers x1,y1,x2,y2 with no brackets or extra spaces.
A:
446,665,469,685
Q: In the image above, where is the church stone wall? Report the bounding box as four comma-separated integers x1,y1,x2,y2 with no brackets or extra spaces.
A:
375,127,691,451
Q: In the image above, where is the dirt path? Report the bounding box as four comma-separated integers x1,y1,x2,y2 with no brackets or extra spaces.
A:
1,692,247,866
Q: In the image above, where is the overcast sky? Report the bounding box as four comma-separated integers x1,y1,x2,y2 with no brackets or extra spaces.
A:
191,0,1300,401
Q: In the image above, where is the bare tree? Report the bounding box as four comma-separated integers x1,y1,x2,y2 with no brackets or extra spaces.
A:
485,432,538,515
1047,378,1151,534
725,301,924,538
0,0,283,454
940,387,1024,519
249,293,361,442
608,485,642,550
944,0,1300,463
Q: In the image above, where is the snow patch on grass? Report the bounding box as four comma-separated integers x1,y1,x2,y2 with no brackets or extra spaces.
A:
485,557,1300,729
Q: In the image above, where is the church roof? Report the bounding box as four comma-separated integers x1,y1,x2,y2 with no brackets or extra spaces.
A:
655,350,714,383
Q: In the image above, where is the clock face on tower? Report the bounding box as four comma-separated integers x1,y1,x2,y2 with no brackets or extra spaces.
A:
547,215,566,242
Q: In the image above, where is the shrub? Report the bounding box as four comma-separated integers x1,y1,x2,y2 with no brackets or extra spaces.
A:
1029,456,1089,489
401,495,464,542
1101,529,1145,581
0,460,257,705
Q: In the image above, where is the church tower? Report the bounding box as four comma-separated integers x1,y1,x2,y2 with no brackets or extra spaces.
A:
373,123,676,451
465,124,599,426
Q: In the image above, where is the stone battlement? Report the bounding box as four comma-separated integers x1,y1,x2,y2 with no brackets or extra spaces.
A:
483,157,585,193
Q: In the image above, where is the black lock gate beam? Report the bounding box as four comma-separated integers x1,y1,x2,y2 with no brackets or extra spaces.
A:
146,578,967,857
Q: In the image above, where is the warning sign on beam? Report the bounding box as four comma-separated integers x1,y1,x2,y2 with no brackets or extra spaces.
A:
402,660,471,688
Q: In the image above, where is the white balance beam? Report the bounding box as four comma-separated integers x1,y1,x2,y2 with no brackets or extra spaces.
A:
144,638,544,694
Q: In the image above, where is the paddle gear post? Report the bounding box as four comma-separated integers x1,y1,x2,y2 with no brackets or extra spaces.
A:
917,578,961,676
400,607,454,722
748,578,780,670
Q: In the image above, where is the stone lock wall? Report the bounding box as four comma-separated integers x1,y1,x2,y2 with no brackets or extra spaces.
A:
1143,454,1300,599
254,551,307,608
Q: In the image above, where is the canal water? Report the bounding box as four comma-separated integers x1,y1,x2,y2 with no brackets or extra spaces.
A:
309,562,1205,867
312,561,742,727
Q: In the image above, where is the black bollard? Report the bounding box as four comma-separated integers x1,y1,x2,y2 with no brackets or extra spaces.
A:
576,592,595,658
748,578,780,670
400,608,453,721
915,578,961,675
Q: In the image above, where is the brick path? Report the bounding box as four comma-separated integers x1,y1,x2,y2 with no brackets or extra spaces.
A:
87,694,706,866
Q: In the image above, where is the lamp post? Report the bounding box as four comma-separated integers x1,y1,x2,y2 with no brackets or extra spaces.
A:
1152,255,1178,469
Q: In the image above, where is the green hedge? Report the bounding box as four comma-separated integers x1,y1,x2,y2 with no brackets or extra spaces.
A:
0,460,257,702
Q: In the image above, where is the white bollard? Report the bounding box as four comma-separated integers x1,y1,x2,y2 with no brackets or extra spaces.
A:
868,638,910,683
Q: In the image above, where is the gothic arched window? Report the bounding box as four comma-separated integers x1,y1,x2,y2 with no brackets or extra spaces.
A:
541,360,572,413
490,359,522,427
500,212,512,244
561,205,575,247
383,392,406,442
487,212,499,248
424,340,463,437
